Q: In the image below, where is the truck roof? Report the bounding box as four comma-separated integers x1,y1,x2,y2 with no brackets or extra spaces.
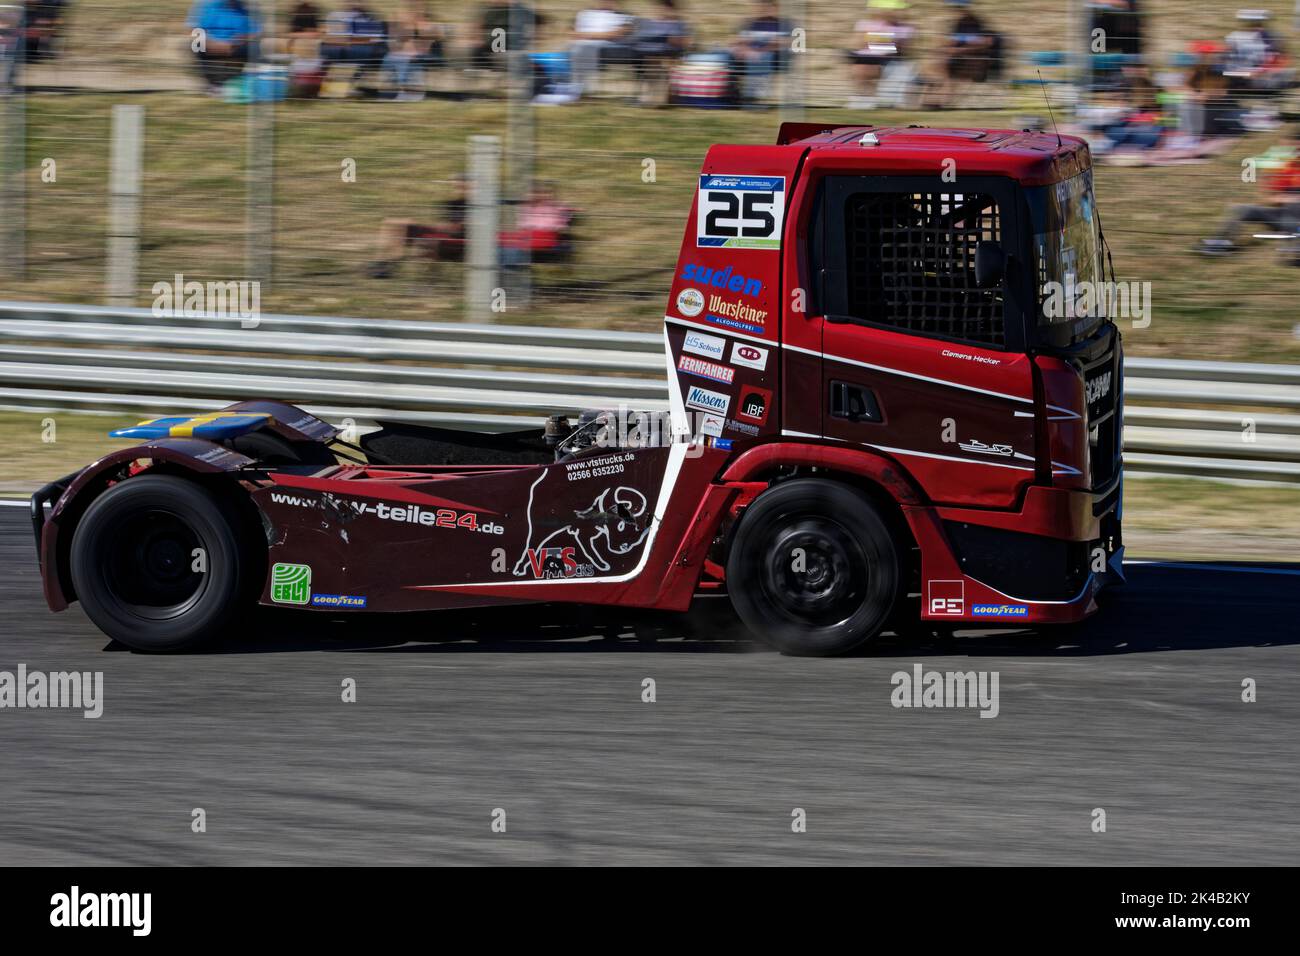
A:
774,123,1091,186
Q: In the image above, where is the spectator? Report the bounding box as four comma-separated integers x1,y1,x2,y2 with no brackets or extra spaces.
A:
289,1,322,38
321,4,389,85
23,0,66,62
846,0,916,110
625,0,690,105
1225,8,1293,98
1201,129,1300,263
383,0,448,100
568,2,635,98
470,2,543,70
501,183,579,267
925,0,1000,108
730,0,789,104
188,0,262,94
1087,0,1143,58
1178,41,1239,138
367,176,471,278
1096,62,1164,151
0,7,20,89
286,3,325,96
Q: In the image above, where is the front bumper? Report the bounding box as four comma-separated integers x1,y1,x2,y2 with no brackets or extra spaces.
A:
915,479,1122,625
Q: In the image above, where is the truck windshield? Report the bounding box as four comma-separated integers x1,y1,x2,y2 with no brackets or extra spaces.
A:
1026,169,1105,346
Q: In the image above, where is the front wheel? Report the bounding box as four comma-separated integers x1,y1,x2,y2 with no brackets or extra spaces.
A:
69,475,252,652
726,479,900,656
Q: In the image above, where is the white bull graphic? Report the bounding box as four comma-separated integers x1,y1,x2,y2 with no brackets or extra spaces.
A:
512,474,652,578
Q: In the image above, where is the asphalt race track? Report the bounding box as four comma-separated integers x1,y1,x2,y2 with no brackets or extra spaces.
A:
1,507,1297,866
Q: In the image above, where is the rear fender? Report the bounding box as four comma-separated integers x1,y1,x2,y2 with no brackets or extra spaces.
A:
37,439,256,611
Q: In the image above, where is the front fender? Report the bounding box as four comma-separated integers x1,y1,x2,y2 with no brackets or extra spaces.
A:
37,439,255,611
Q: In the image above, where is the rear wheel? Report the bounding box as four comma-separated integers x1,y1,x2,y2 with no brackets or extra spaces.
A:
70,475,251,652
726,479,900,656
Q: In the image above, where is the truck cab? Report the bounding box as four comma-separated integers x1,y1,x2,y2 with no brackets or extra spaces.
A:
663,124,1122,648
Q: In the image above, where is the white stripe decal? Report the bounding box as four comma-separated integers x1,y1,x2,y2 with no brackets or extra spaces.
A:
1126,560,1300,577
785,342,1034,405
664,314,772,347
668,314,1039,407
968,573,1096,606
781,431,1035,472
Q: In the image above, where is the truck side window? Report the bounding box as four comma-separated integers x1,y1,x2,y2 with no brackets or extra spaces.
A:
844,191,1004,347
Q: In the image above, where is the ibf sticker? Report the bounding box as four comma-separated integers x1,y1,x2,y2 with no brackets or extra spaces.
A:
928,580,964,616
736,385,772,424
697,174,785,250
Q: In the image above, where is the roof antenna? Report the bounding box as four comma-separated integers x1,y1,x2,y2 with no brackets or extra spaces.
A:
1037,70,1063,149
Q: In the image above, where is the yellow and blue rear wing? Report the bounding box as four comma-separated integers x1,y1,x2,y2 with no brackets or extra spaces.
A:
110,412,271,441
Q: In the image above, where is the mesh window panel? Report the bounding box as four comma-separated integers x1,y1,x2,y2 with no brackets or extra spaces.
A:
846,192,1005,346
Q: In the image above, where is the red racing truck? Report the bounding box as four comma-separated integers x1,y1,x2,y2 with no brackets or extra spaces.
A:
33,124,1123,655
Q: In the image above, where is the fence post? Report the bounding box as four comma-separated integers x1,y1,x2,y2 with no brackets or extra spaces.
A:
0,3,26,280
246,2,276,286
465,135,501,322
106,104,144,305
503,2,533,312
779,0,807,118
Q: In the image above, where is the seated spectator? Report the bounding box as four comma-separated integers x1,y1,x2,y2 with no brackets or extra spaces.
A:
846,0,916,110
1098,63,1164,150
0,7,20,88
289,1,322,40
501,183,579,266
1178,42,1243,139
1087,0,1143,58
23,0,66,62
188,0,262,94
383,0,448,100
729,0,789,104
624,0,690,106
469,0,545,91
285,3,325,96
924,0,1001,107
367,176,470,278
320,4,389,85
1201,128,1300,264
1224,8,1292,94
568,2,634,98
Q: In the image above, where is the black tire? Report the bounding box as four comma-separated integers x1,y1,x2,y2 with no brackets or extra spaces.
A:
726,479,900,656
69,475,252,652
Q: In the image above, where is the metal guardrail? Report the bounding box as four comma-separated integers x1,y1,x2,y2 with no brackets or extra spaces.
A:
2,301,1299,483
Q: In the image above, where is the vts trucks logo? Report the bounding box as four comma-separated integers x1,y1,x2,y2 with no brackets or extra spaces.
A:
928,580,964,616
513,477,652,579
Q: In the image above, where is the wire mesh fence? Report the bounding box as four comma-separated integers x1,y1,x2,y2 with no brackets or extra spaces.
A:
0,0,1297,359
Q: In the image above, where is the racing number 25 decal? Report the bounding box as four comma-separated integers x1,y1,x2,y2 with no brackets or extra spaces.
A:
697,175,785,250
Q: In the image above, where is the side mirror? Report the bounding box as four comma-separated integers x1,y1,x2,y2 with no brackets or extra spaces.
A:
974,241,1006,288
